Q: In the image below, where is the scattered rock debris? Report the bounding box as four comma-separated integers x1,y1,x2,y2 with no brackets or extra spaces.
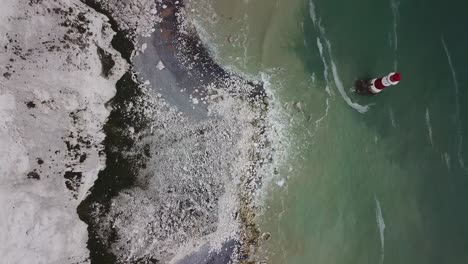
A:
78,0,279,263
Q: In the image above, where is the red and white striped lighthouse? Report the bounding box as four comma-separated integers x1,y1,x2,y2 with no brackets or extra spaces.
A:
368,72,401,94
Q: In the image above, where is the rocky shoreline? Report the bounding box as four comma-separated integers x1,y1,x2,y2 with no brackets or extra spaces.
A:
79,0,274,263
0,0,274,263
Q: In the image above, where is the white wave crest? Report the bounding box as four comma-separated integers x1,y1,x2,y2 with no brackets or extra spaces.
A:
316,38,329,83
374,196,385,264
389,107,397,128
442,152,451,171
309,0,317,26
441,36,467,173
425,108,434,146
390,0,399,70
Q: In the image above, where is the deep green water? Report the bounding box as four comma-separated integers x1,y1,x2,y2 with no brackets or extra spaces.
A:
191,0,468,263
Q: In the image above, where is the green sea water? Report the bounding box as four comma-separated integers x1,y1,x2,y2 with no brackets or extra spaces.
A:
190,0,468,263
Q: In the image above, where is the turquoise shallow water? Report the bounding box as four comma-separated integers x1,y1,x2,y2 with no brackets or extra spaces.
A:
190,0,468,263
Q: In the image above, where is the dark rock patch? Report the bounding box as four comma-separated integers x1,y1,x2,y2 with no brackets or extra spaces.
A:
28,0,43,6
26,101,36,108
27,171,41,180
97,46,115,78
64,170,83,199
79,153,87,163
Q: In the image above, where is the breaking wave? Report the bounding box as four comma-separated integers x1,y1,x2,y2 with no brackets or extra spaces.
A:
310,0,371,114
